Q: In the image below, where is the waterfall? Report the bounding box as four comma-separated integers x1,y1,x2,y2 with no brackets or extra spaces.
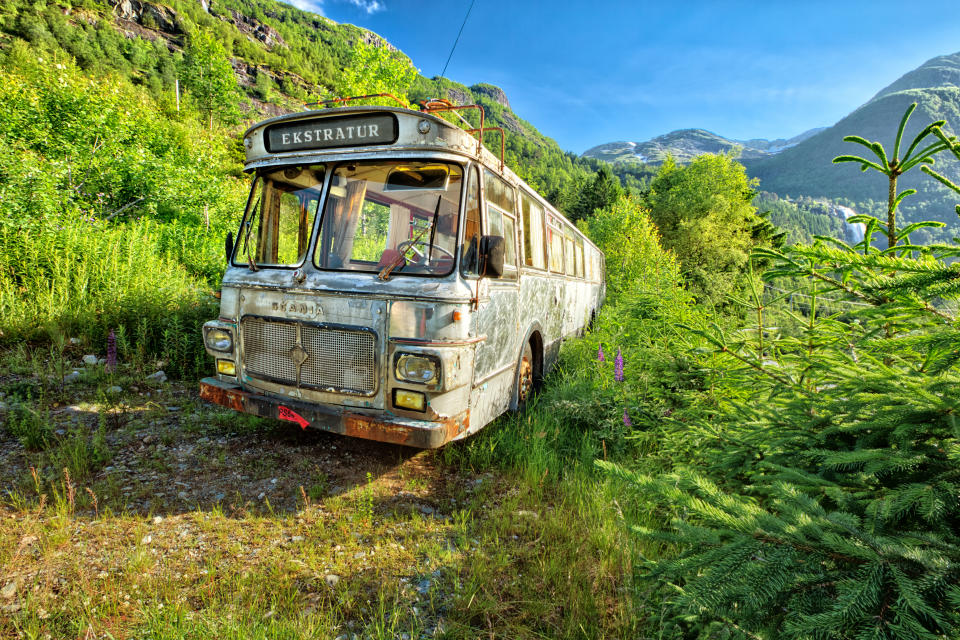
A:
837,205,865,245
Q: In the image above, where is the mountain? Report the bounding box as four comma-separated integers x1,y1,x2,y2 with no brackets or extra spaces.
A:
744,53,960,237
582,52,960,240
581,127,824,165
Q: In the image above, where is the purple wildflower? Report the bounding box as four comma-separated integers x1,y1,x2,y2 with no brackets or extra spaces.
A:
623,408,631,427
614,348,624,382
106,330,117,373
597,344,605,362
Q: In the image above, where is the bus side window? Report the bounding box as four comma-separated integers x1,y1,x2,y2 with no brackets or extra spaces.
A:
521,193,545,269
484,170,518,280
548,217,564,273
487,206,518,279
460,166,481,277
564,227,576,276
575,237,585,279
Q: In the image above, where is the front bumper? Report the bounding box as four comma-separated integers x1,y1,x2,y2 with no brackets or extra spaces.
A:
198,378,467,448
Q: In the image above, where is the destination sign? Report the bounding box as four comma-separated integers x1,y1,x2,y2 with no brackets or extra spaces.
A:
265,114,398,153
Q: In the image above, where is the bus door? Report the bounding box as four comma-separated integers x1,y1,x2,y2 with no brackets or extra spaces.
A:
471,171,520,385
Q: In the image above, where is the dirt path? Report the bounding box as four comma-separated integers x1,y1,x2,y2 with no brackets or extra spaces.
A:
0,382,471,519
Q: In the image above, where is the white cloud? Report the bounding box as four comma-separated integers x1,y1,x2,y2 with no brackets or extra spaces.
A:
283,0,325,15
344,0,385,14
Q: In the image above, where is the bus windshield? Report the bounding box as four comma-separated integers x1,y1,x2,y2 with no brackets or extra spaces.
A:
235,165,325,268
314,161,462,277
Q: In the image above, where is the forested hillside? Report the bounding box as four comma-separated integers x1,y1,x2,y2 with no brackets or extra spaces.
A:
0,0,645,223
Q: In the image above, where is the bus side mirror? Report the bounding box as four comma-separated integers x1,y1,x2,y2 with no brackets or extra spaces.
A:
225,232,234,263
479,235,505,278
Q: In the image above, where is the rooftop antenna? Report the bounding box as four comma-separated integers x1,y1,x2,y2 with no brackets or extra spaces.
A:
440,0,476,79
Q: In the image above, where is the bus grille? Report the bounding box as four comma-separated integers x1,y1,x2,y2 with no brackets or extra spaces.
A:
241,317,377,395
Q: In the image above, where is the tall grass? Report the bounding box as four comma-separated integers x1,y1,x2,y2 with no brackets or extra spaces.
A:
0,217,217,377
0,43,245,377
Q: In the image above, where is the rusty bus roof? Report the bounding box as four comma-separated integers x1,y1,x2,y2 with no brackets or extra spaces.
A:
241,104,602,255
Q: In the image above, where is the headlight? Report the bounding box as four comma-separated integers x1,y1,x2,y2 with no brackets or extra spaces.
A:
216,359,237,376
394,353,440,384
205,327,233,352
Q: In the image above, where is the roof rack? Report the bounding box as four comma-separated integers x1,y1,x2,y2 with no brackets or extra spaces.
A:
301,94,506,172
420,99,504,172
305,93,411,109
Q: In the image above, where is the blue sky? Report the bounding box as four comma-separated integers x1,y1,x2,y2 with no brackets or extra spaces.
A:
288,0,960,154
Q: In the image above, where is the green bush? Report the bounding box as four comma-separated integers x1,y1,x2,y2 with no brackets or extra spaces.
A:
0,45,239,378
601,105,960,639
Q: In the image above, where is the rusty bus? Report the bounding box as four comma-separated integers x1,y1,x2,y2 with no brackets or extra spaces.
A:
199,96,605,448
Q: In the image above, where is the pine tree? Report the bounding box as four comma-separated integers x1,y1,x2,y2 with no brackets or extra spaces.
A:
603,104,960,639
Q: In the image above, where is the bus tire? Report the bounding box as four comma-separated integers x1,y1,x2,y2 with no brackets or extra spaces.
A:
512,341,535,413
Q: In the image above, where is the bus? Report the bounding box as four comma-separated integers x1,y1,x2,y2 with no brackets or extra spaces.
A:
199,95,605,448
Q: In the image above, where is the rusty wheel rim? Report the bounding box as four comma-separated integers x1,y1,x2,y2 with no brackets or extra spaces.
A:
518,355,533,404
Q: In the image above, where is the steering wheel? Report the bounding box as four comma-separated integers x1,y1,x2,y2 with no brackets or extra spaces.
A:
396,239,454,264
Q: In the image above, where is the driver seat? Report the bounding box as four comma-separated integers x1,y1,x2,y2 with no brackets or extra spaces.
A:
377,249,403,268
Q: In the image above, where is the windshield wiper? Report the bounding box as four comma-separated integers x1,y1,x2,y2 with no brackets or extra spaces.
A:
242,196,261,271
427,195,441,264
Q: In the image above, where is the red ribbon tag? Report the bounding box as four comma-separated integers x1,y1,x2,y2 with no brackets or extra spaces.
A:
278,406,310,429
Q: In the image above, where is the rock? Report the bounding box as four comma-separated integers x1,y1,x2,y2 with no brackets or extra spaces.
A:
142,435,155,445
177,491,188,500
19,535,38,548
109,0,181,33
106,386,123,395
146,371,167,383
445,87,472,106
213,492,225,502
270,478,278,485
1,580,16,600
324,574,340,588
470,83,511,110
63,370,81,384
360,30,395,51
516,510,539,519
353,551,366,560
419,504,434,515
62,405,85,419
82,354,98,366
69,337,80,345
152,516,163,524
291,535,304,543
228,8,286,49
257,492,266,500
141,535,152,545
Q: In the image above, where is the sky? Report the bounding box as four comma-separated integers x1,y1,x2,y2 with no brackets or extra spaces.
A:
286,0,960,154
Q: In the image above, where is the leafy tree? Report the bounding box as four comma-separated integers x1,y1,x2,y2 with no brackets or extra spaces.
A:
180,31,244,128
645,154,768,305
332,40,416,107
586,195,679,300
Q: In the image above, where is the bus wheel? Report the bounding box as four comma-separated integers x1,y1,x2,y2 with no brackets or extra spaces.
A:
516,342,534,410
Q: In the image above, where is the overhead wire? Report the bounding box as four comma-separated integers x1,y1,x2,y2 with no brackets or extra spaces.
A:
440,0,476,79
